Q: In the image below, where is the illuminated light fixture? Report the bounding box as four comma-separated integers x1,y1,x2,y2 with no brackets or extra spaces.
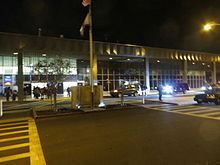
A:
202,63,205,65
207,65,210,67
127,58,130,61
13,52,18,55
171,54,174,59
184,55,187,60
180,55,183,60
109,57,112,60
191,55,195,61
136,49,140,56
42,53,47,57
81,60,84,62
142,48,146,56
157,60,160,63
203,24,212,31
175,54,179,60
192,62,195,65
106,49,110,55
113,49,117,55
187,55,191,61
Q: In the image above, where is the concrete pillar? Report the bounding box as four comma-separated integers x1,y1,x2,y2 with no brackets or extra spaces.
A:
17,50,24,101
183,60,188,83
92,53,98,85
145,57,150,92
212,62,217,84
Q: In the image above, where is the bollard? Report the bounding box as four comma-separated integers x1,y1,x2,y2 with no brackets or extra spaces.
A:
0,100,2,117
120,92,125,106
142,91,145,104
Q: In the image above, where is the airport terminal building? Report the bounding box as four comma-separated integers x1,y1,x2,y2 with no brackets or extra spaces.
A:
0,32,219,95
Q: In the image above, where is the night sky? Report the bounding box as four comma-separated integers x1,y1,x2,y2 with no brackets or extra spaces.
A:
1,0,220,53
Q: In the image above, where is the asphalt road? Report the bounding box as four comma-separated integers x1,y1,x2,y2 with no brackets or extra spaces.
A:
36,107,220,165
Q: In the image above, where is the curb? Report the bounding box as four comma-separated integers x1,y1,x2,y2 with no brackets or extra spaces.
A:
3,100,38,105
143,99,179,105
33,104,138,119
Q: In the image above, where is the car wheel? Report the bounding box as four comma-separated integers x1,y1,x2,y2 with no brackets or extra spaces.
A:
197,100,202,104
215,98,220,105
133,92,138,97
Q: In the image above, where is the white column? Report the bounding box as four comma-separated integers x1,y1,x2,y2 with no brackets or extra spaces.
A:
145,57,150,92
183,60,188,83
213,62,217,84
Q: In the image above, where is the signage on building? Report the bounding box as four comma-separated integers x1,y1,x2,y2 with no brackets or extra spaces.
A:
4,75,12,86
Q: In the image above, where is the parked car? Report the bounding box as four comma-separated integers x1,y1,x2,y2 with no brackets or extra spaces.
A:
110,84,144,97
194,84,220,105
173,83,189,94
162,83,189,94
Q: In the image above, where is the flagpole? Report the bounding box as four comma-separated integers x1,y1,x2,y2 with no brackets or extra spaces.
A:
89,3,94,108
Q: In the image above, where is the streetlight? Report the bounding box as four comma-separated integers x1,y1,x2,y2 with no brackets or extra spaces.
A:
203,23,220,31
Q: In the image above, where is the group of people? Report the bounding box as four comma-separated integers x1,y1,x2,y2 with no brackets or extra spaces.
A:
4,87,18,101
33,86,54,99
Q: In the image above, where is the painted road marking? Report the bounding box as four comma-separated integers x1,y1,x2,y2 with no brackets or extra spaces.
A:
0,118,46,165
0,121,28,127
0,142,30,151
0,153,31,163
0,125,28,131
0,129,28,136
29,118,46,165
141,104,220,120
4,109,31,114
0,135,29,143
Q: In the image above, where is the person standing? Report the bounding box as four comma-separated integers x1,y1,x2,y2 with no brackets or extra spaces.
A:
67,87,71,97
12,90,18,101
157,82,163,101
5,87,11,101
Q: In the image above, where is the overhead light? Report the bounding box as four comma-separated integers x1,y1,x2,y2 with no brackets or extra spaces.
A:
207,65,210,67
157,60,160,63
109,57,112,60
202,63,205,65
192,62,195,65
42,53,46,57
13,52,18,55
127,59,130,61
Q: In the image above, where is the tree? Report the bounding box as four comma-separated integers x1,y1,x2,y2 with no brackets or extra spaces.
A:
33,58,72,110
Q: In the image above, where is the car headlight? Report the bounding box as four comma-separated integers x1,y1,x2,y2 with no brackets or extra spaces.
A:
201,86,206,90
208,86,212,90
163,85,173,93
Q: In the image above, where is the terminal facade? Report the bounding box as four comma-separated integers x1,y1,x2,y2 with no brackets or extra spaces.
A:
0,32,219,95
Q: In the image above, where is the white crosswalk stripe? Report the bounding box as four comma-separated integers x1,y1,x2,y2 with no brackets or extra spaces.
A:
140,103,220,120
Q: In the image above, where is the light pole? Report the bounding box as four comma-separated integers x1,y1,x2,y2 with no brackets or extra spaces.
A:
202,22,219,84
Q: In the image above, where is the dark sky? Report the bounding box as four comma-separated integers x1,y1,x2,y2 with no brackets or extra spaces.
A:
1,0,220,53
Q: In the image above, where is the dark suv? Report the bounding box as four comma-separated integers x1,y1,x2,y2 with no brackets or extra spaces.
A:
173,83,189,94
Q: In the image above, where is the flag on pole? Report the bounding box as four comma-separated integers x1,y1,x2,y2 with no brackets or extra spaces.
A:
80,12,90,36
82,0,91,7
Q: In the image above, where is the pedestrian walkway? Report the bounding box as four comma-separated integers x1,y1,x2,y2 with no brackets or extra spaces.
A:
0,117,46,165
139,103,220,120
